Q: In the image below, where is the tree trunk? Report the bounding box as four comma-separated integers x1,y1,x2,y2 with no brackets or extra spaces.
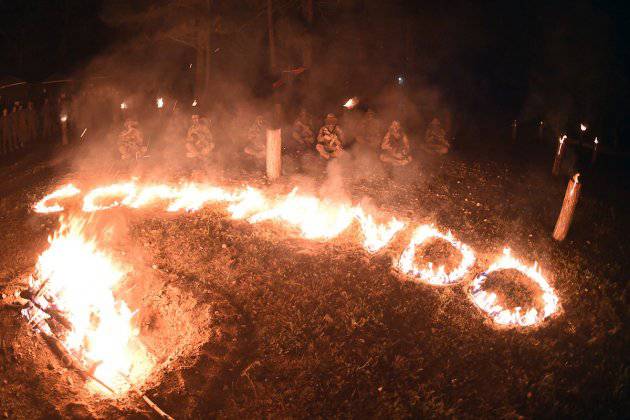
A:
267,0,277,72
302,0,313,68
195,1,212,100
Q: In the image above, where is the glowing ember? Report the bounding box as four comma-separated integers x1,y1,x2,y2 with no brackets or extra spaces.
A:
398,225,476,285
156,97,164,108
120,102,128,110
60,114,68,123
22,217,154,393
343,97,358,109
469,248,559,327
33,183,81,213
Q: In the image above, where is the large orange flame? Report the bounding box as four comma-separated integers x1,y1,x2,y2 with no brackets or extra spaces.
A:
25,218,154,394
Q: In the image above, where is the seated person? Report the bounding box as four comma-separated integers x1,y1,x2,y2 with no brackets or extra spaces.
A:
291,108,315,153
422,117,450,155
185,114,214,160
380,120,412,166
355,109,382,150
244,115,267,159
316,113,344,160
118,119,147,160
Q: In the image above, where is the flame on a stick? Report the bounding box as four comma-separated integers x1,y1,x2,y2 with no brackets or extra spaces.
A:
156,97,164,109
343,97,358,109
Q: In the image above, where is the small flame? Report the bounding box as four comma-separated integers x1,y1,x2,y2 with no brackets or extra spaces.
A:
470,248,559,327
594,137,598,145
156,97,164,108
355,209,405,253
120,102,127,110
580,123,587,132
557,134,567,155
343,97,358,109
192,99,198,107
60,114,68,122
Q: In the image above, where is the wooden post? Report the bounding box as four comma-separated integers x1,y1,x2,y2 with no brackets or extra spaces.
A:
552,135,567,176
553,173,581,241
60,115,68,145
538,121,544,141
511,120,517,141
266,128,281,180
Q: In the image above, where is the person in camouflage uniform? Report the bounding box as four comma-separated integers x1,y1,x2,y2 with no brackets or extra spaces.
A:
380,120,412,166
26,101,38,145
244,115,267,159
1,108,10,155
422,117,450,155
185,114,214,160
41,98,55,142
355,109,382,149
291,108,315,153
118,119,147,160
316,113,344,160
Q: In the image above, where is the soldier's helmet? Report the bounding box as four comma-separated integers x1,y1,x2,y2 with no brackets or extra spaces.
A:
325,113,337,125
430,118,440,127
390,120,401,131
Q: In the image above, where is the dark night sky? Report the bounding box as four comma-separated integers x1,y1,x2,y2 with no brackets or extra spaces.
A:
0,0,628,140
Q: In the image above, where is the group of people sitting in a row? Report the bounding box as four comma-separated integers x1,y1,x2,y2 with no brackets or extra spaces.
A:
117,108,451,168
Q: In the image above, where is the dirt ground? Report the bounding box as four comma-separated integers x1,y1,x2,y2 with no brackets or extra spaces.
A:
0,143,627,418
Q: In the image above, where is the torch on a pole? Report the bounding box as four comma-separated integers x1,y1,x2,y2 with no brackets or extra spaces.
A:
552,135,567,176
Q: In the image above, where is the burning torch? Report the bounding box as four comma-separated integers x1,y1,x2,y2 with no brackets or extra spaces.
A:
343,97,359,110
156,97,164,109
60,114,68,146
579,123,587,146
591,137,599,166
552,134,567,176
